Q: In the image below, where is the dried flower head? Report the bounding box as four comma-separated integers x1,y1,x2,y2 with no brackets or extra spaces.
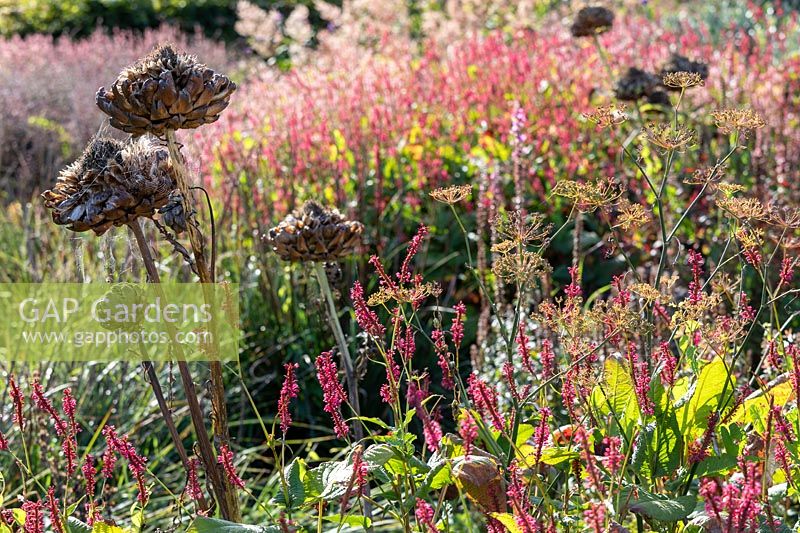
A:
492,250,551,285
767,205,800,229
663,71,704,90
366,282,442,307
570,6,614,37
614,200,650,231
614,68,660,101
492,210,550,245
96,45,237,136
683,165,726,186
583,104,627,129
430,184,472,205
491,240,517,255
716,196,766,221
631,282,663,303
711,108,766,135
157,191,188,234
642,122,697,152
42,137,176,235
716,183,746,197
266,201,364,262
660,54,709,89
552,177,622,212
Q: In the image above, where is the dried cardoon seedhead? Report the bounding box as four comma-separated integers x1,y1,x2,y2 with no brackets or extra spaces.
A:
711,108,766,135
646,90,671,106
570,6,614,37
266,201,364,262
96,45,237,136
663,71,704,90
614,68,660,101
42,137,176,235
583,104,627,129
642,122,697,152
430,184,472,205
660,54,709,91
158,191,189,234
552,177,622,212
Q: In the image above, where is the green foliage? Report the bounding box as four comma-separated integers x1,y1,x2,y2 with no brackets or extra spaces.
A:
0,0,239,39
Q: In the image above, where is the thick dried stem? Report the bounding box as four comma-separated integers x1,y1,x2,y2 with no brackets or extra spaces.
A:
128,220,239,521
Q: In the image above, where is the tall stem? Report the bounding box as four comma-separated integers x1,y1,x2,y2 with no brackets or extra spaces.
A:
313,262,372,528
128,220,240,521
314,263,363,439
163,130,240,520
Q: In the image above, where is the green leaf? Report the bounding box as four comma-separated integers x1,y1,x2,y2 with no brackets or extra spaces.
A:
188,517,280,533
676,356,732,439
590,357,639,438
628,492,697,522
538,447,579,467
130,503,144,531
65,518,92,533
363,444,395,468
322,515,372,529
488,513,523,533
91,524,126,533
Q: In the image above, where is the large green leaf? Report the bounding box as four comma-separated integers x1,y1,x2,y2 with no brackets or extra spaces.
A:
272,458,305,509
322,515,372,529
188,517,280,533
590,357,640,438
620,486,698,522
630,495,697,521
676,356,732,439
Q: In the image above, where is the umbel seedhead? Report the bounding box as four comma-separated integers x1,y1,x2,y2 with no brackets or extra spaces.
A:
266,201,364,262
660,54,709,90
96,45,237,136
570,6,614,37
42,137,176,235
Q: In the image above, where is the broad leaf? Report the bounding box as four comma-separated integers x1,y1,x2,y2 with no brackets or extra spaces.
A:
676,356,732,439
489,513,523,533
590,357,639,439
188,517,280,533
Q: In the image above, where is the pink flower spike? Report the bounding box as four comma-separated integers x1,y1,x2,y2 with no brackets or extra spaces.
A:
217,443,246,490
278,362,300,435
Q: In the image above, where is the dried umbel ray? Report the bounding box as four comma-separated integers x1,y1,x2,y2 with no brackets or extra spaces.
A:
266,201,364,262
42,137,176,235
96,45,237,136
570,6,614,37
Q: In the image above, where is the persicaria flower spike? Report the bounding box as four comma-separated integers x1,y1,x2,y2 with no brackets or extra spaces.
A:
217,443,246,489
315,351,350,438
351,281,385,337
8,374,25,430
278,362,300,435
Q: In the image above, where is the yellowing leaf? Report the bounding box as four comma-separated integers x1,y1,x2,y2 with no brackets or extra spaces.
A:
489,513,523,533
730,380,794,428
590,357,639,438
676,356,733,438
